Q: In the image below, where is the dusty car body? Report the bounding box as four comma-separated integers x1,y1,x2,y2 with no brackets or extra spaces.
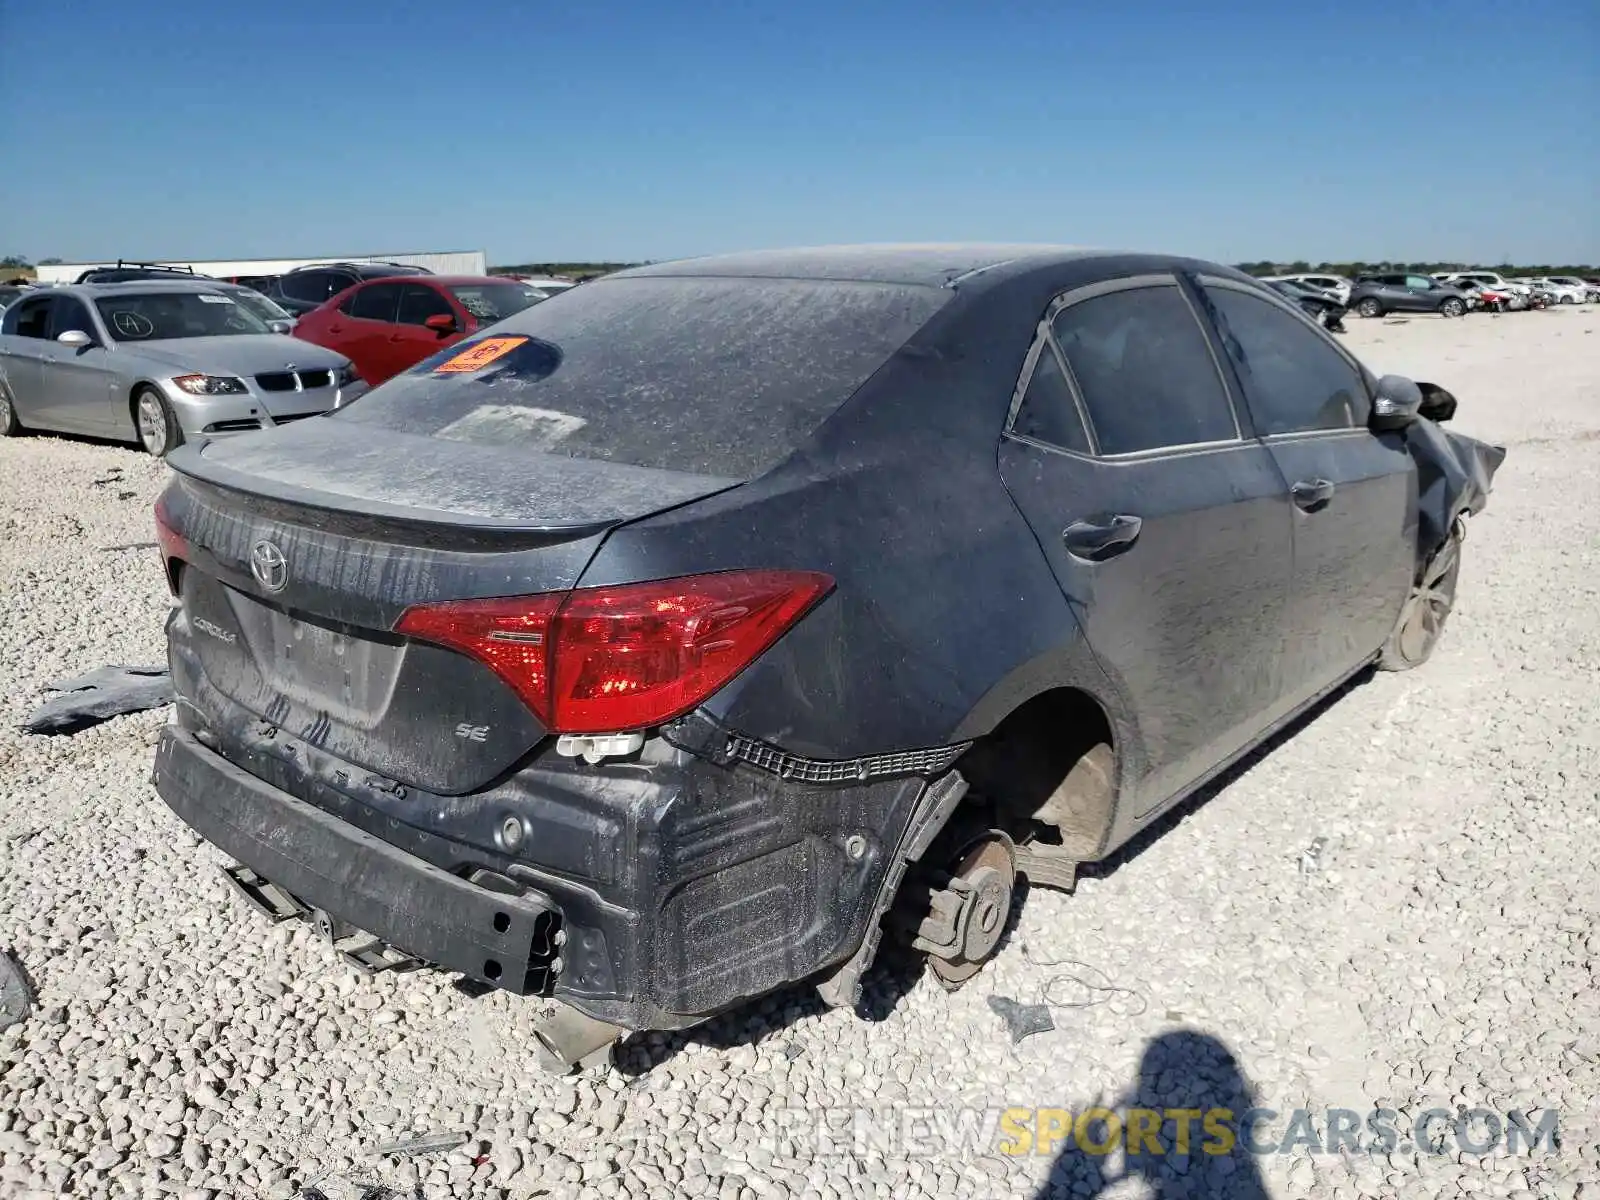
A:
148,246,1504,1068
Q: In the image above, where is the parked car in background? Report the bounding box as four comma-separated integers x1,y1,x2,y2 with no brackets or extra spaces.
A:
1267,274,1352,305
1538,277,1590,305
0,281,365,456
1512,278,1560,308
147,245,1504,1067
1437,271,1531,298
500,275,577,297
292,275,548,385
1266,279,1347,331
1451,281,1516,312
1348,274,1470,318
73,261,214,285
223,275,279,293
207,282,300,331
1582,278,1600,301
262,262,435,316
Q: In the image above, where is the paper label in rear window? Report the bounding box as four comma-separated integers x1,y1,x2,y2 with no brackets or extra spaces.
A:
434,336,529,374
197,295,234,304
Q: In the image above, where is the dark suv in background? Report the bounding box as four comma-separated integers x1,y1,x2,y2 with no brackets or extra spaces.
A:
74,262,214,285
1347,273,1470,319
260,262,434,316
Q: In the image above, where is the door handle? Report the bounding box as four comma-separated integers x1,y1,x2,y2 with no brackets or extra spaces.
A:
1291,479,1336,510
328,324,344,333
1063,514,1142,561
388,332,409,342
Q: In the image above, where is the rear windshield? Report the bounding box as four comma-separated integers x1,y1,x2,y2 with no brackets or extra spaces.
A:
333,275,948,477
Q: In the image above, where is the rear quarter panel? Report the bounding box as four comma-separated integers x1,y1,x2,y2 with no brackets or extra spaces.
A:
576,281,1136,767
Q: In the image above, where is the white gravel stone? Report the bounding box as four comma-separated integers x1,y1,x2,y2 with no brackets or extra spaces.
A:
1,312,1597,1198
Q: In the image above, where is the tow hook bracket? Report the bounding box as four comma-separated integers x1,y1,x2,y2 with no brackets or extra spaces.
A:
221,863,308,923
531,1005,626,1075
309,907,419,976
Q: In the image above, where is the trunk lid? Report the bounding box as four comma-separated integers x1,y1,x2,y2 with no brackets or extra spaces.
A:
162,420,739,794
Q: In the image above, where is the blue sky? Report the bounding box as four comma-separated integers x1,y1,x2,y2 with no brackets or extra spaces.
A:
2,0,1595,265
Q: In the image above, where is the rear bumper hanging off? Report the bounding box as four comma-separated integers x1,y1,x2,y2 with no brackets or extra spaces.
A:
152,713,945,1033
153,727,561,995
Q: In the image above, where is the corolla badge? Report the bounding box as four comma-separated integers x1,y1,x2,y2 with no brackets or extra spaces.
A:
250,539,288,592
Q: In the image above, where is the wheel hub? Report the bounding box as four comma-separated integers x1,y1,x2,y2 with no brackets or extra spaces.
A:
913,833,1017,988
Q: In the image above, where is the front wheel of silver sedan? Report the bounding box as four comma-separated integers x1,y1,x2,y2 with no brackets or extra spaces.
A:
0,379,24,437
134,387,183,457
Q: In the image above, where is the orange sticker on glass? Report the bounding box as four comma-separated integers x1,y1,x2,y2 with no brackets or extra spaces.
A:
434,336,529,374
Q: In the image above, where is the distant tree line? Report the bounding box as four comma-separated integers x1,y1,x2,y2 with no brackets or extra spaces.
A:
1235,260,1597,277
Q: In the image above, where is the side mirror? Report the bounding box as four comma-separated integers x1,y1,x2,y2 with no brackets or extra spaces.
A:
1370,374,1423,431
56,330,93,349
1416,382,1457,423
424,313,458,334
267,319,294,335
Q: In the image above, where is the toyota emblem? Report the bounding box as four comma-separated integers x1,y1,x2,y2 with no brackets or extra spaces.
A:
250,539,288,592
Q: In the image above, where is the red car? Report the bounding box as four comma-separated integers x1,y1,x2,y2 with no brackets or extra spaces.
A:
292,275,549,386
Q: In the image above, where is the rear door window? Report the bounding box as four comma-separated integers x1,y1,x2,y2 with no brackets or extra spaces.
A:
282,271,348,304
1049,284,1237,455
335,276,949,478
345,283,403,322
8,296,54,338
1010,341,1091,454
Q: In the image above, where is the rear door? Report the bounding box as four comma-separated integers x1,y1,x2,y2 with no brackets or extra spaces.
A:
997,275,1294,816
1195,277,1414,704
0,295,54,424
331,281,405,383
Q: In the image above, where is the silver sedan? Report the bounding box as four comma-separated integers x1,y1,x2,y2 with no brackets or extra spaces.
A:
0,281,367,456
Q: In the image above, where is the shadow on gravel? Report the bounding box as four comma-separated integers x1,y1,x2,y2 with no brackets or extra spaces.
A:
1076,666,1375,886
1030,1028,1271,1200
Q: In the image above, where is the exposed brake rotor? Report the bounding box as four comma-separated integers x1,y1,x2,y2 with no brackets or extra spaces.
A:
913,832,1017,989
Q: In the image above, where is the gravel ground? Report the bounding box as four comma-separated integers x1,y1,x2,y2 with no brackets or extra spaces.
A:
1,308,1596,1200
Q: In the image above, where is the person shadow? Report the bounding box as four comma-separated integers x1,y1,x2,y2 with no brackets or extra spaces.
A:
1029,1029,1273,1199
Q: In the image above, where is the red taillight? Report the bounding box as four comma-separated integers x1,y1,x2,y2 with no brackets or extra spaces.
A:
153,493,187,595
394,570,833,734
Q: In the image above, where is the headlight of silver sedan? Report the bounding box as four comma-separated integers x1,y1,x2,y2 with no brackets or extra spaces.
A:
172,374,249,396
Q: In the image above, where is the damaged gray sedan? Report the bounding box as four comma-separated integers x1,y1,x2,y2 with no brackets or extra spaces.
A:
147,247,1505,1071
0,281,366,456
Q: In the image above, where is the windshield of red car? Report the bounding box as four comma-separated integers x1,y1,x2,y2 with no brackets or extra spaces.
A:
447,283,546,326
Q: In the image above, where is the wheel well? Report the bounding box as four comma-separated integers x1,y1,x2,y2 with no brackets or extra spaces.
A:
127,383,152,435
956,687,1116,859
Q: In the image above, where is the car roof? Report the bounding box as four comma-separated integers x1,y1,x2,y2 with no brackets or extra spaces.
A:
60,280,238,298
345,275,518,287
614,243,1117,288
